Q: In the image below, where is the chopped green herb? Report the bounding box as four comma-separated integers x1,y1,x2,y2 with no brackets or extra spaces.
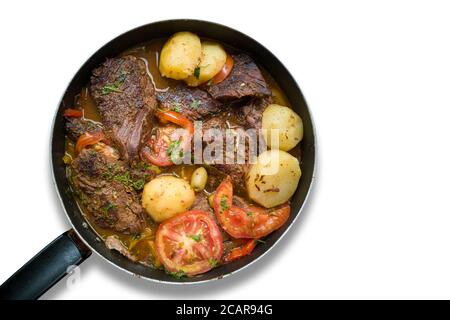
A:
256,239,266,244
193,67,201,79
101,85,123,95
103,203,116,213
101,71,127,95
167,139,183,163
208,258,218,268
173,103,182,113
190,99,201,109
103,166,146,191
114,171,132,185
167,270,187,279
132,178,145,190
190,234,201,242
246,211,253,217
220,196,229,213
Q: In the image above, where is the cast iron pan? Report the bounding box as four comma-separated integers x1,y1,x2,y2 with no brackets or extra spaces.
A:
0,19,316,300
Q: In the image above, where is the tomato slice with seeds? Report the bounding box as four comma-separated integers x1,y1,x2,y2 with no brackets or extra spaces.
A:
155,210,223,276
213,177,291,238
141,112,193,167
141,127,173,167
156,111,194,135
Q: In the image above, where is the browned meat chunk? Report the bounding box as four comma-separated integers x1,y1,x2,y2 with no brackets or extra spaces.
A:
70,144,146,234
90,56,157,161
191,192,213,213
200,96,271,188
202,112,251,189
207,54,271,101
65,117,103,141
241,97,272,130
156,84,222,120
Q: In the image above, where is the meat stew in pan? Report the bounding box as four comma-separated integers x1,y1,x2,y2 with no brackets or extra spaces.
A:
63,32,303,278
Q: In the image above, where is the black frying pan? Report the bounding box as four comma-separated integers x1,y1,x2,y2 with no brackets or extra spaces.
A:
0,19,316,300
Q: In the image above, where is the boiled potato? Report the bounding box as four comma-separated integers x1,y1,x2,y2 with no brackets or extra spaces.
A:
185,41,227,86
141,176,195,222
159,32,202,80
246,150,301,208
262,104,303,151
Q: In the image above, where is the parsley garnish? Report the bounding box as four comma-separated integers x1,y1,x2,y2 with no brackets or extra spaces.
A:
190,234,201,242
208,258,218,268
101,203,116,223
103,203,116,213
168,270,187,279
101,85,122,94
193,67,201,79
103,166,146,191
190,99,201,109
220,196,229,213
167,140,183,164
256,239,266,244
132,178,145,190
101,71,127,95
173,103,182,113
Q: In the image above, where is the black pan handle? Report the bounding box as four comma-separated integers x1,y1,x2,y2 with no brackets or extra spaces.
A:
0,230,91,300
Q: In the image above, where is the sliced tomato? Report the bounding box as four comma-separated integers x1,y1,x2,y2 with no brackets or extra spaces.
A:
242,203,290,238
156,111,194,135
213,176,233,215
141,127,173,167
75,131,105,153
63,108,83,118
155,210,223,276
213,177,291,238
211,54,234,85
223,239,257,263
142,112,193,167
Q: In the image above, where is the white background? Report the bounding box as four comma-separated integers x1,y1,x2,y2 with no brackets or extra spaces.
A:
0,0,449,300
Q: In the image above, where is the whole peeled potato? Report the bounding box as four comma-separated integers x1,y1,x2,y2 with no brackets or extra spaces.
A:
142,176,195,222
185,41,227,86
262,104,303,151
246,149,301,208
159,32,202,80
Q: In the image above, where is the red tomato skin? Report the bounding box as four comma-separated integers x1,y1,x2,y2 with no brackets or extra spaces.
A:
211,54,234,85
155,210,223,276
213,176,233,215
75,131,105,153
213,177,291,239
63,108,83,117
223,239,257,263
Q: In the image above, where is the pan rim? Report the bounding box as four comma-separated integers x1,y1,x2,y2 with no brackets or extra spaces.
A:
50,18,317,285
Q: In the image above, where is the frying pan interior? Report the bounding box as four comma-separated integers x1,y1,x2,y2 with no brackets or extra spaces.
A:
3,19,315,297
